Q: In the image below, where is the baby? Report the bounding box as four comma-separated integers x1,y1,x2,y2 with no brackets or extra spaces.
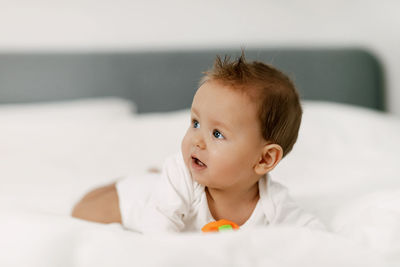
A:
72,53,325,232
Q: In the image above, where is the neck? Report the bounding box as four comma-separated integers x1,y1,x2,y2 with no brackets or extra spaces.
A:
206,181,260,207
205,180,261,225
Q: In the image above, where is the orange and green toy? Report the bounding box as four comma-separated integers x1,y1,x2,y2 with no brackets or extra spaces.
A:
201,219,240,233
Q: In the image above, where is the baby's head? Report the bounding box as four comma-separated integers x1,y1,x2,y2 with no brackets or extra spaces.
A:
181,53,302,190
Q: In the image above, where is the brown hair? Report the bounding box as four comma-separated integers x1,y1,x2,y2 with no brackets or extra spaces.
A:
201,52,302,157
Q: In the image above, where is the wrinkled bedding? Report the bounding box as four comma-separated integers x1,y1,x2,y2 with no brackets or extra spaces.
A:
1,98,399,266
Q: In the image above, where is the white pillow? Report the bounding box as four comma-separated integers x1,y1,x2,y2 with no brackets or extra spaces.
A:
0,98,137,214
273,101,400,225
0,97,137,122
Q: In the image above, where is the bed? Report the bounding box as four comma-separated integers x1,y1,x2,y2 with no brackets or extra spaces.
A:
1,48,399,266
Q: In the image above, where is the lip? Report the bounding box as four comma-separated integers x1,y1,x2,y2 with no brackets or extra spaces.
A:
190,154,207,171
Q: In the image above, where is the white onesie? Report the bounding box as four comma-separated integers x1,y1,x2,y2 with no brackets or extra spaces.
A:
116,152,325,233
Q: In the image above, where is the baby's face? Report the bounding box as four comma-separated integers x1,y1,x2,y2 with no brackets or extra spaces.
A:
181,80,266,191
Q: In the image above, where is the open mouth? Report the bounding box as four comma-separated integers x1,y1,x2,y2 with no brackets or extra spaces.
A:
191,156,207,169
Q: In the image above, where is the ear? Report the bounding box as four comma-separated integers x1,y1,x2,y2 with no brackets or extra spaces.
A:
254,144,283,175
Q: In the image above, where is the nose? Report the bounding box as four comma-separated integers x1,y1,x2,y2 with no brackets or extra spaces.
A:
193,131,206,149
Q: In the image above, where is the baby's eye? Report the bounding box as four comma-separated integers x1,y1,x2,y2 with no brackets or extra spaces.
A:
192,120,200,129
213,129,224,139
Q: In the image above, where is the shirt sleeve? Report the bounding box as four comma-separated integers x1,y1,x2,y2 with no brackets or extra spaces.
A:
116,172,159,232
117,153,194,233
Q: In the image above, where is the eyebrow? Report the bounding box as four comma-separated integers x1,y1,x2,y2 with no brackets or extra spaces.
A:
191,107,199,116
191,107,231,133
210,119,231,133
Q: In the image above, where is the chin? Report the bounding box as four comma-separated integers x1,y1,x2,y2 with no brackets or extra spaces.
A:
191,174,209,186
192,174,204,184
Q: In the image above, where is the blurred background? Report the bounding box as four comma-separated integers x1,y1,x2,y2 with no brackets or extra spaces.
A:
1,3,400,265
0,0,399,115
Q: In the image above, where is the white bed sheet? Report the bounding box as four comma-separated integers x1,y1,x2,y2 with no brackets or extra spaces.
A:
1,98,399,266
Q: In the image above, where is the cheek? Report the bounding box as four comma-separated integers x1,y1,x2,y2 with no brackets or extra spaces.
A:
181,131,191,161
209,142,256,171
208,145,239,171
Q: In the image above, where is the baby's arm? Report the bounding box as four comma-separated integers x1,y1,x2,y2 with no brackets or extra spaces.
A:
71,183,122,224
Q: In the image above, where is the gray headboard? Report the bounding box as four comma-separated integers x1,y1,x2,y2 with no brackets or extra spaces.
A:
0,48,385,113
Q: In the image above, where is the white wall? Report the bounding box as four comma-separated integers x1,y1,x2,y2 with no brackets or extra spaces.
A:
1,0,399,115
